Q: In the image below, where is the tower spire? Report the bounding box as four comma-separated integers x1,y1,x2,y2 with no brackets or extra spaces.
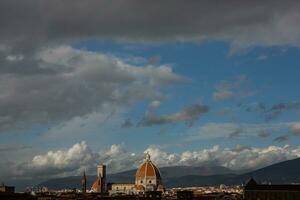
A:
81,170,87,193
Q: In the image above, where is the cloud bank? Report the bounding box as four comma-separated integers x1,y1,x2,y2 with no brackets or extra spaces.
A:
11,141,300,179
1,0,300,51
0,46,184,132
187,122,292,141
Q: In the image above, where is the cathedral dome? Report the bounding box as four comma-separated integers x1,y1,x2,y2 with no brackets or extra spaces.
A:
135,153,161,179
91,178,101,192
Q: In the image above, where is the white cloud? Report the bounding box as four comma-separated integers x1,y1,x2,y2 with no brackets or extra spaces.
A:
213,76,255,101
6,54,24,62
17,142,142,178
290,123,300,135
149,100,161,109
13,141,300,179
0,45,185,132
271,122,300,143
43,106,121,139
19,141,97,178
145,144,300,171
31,142,91,168
187,122,293,140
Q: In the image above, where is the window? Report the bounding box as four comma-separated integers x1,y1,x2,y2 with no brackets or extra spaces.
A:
141,180,143,183
149,180,152,183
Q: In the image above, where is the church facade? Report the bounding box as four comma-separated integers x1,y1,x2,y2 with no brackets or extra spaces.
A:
91,164,106,193
91,153,164,195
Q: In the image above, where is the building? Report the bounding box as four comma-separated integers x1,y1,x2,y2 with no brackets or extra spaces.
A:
81,171,87,193
107,153,164,195
244,177,300,200
177,190,193,200
91,164,106,193
135,153,163,192
145,191,162,200
110,183,136,195
0,184,15,194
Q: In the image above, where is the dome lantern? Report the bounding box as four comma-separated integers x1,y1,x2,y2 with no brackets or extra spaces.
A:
145,152,151,162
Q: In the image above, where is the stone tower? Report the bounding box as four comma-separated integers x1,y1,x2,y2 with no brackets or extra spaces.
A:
81,171,87,193
97,164,106,192
91,164,106,193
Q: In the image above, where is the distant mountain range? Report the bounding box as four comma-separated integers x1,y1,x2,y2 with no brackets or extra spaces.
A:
37,165,235,190
36,157,300,190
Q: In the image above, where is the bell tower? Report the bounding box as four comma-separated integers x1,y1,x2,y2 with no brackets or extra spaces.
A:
97,164,106,192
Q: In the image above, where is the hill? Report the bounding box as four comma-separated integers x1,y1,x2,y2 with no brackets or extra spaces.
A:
37,165,235,190
37,157,300,190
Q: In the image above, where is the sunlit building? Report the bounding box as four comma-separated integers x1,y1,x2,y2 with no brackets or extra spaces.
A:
0,184,14,194
135,153,163,192
106,153,164,195
91,164,106,193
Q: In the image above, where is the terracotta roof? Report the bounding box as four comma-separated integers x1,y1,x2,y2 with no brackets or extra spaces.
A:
91,178,101,191
135,160,161,179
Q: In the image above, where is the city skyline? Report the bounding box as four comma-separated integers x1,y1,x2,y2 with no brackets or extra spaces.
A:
1,0,300,189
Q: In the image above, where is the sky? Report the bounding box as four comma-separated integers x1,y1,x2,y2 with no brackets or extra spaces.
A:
1,0,300,188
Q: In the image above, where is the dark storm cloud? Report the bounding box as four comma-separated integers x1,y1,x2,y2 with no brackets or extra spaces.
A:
272,123,300,143
121,119,133,128
228,128,243,138
244,102,266,113
139,104,209,126
242,101,300,121
1,0,300,53
0,1,299,132
266,102,300,121
274,135,289,143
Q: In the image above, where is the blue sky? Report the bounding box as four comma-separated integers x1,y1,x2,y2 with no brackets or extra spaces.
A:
1,1,300,187
71,40,300,150
1,40,300,177
3,40,300,152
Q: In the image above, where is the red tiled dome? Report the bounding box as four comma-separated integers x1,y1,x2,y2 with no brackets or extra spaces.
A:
135,154,161,179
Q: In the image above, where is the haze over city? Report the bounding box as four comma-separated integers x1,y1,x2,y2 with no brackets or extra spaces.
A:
1,0,300,193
